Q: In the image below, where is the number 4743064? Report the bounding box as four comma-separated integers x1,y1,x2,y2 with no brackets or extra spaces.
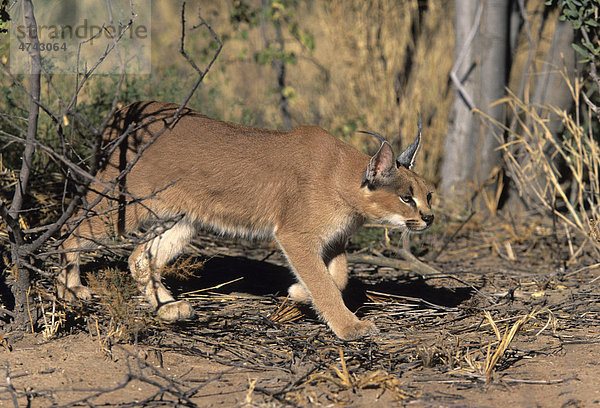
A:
19,42,67,52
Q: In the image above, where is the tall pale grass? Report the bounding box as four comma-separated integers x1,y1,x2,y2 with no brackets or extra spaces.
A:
486,73,600,256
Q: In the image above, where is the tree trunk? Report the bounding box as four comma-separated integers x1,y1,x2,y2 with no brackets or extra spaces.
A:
507,20,577,211
441,0,478,199
531,20,576,132
477,0,509,181
441,0,510,208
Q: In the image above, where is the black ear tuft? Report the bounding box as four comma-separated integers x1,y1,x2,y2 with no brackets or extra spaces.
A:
396,117,421,170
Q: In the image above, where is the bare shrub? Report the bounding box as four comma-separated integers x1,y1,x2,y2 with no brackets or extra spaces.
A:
87,268,148,342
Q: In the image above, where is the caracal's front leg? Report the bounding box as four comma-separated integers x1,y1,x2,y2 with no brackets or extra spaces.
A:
277,233,376,340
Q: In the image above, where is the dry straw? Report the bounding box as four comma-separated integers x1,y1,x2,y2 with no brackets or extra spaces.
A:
309,347,411,400
476,69,600,259
268,294,304,324
482,309,536,383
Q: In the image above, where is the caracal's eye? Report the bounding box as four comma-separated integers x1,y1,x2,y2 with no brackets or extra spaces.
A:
400,196,415,206
427,192,432,205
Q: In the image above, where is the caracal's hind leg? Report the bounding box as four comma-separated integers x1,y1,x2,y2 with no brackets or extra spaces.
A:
58,217,110,301
58,245,93,301
327,252,349,290
129,217,196,321
288,243,349,303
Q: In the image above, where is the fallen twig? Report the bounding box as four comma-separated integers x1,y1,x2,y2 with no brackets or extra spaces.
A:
347,250,440,276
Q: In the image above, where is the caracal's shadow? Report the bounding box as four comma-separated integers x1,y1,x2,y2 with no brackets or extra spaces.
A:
162,255,474,317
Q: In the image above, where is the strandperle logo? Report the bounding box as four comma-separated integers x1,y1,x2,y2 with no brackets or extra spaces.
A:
9,0,151,74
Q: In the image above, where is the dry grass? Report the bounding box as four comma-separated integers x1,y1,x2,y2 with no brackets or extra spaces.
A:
2,218,598,405
152,0,453,184
307,347,412,401
267,294,304,324
480,309,539,382
38,296,64,341
87,268,149,342
479,71,600,259
159,256,205,280
362,280,562,384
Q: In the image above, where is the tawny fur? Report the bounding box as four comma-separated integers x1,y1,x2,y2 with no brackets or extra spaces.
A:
59,101,433,341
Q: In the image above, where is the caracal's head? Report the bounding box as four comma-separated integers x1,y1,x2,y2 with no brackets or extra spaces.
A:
359,121,434,232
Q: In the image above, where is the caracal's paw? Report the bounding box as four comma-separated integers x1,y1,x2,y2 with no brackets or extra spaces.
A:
334,319,379,341
288,283,311,303
57,284,92,302
157,300,195,321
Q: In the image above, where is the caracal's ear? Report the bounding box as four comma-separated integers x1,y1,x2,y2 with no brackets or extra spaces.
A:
362,141,396,188
396,117,422,170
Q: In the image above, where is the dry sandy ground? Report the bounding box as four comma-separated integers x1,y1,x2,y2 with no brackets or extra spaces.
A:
1,227,599,407
2,326,600,407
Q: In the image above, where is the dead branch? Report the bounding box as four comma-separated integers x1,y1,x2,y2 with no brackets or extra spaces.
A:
385,238,441,275
2,0,42,330
177,2,223,114
347,253,413,271
347,250,440,276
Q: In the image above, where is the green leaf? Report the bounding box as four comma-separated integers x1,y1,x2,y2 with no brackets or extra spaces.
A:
301,31,315,52
582,40,597,52
563,8,578,18
282,52,297,64
572,43,591,59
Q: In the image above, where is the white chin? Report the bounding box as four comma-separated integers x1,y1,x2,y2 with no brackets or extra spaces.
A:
382,215,408,229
